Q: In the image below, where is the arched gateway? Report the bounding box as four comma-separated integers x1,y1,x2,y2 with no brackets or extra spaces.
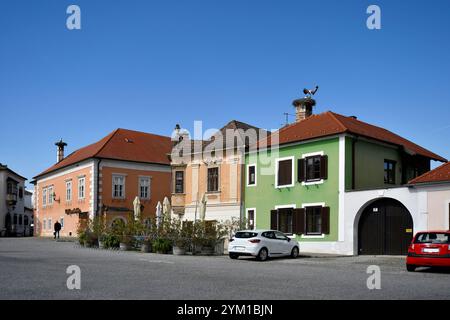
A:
358,198,413,255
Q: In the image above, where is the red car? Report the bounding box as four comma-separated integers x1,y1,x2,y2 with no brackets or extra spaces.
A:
406,231,450,271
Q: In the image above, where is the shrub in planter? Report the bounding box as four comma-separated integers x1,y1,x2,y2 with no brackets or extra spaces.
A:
78,230,87,246
152,238,172,254
141,237,152,253
173,238,189,255
119,235,133,251
103,233,120,249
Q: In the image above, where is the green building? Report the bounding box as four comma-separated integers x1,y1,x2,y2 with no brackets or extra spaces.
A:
244,99,445,255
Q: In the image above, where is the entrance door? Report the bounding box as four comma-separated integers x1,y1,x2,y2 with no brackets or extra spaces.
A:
358,198,413,255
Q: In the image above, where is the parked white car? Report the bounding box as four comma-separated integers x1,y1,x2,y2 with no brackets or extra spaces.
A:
228,230,300,261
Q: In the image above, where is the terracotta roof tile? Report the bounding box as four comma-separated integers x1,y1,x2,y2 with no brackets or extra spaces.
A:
258,111,446,162
409,162,450,184
35,129,172,179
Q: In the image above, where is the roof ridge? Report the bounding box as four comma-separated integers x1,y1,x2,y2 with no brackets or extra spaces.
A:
93,128,120,158
326,111,349,132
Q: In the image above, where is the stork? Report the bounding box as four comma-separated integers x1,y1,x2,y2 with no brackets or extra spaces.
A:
303,86,319,98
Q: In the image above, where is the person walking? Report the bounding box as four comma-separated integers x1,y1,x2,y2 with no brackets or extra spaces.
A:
54,220,62,240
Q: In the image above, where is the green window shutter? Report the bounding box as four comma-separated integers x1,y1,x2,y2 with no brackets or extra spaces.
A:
293,208,305,234
270,210,278,230
321,206,330,235
320,155,328,180
298,158,305,182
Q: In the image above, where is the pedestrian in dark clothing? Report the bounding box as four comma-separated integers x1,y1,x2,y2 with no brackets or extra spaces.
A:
54,221,62,239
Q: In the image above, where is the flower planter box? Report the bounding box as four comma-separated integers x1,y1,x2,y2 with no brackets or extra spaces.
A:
141,244,151,253
200,246,214,256
173,246,186,255
98,241,105,249
119,243,132,251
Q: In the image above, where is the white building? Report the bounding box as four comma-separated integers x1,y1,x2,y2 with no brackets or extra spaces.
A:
0,163,33,237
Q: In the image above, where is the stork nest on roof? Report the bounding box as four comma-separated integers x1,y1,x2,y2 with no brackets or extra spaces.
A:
292,97,316,108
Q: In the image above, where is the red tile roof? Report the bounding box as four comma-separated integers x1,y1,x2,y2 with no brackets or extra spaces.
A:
258,111,446,162
409,162,450,185
35,128,172,179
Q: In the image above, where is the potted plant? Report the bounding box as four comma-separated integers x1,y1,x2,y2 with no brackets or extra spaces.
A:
152,237,172,254
173,237,188,255
98,233,107,249
104,233,120,249
141,236,152,253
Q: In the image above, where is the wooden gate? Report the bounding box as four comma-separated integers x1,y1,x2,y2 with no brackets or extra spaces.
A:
358,198,413,255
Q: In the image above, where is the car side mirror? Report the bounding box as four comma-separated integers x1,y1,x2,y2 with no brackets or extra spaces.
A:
287,237,291,242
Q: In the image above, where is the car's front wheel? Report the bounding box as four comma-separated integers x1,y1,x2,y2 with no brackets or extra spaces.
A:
229,253,239,260
290,246,299,259
256,248,268,261
406,264,416,272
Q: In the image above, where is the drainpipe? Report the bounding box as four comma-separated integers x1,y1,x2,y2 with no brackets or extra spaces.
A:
352,137,358,190
96,159,102,216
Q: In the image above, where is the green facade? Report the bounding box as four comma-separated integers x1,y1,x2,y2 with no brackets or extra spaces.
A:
244,134,430,242
244,137,340,242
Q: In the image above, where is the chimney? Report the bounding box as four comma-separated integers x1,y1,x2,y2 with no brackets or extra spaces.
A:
55,139,67,162
292,97,316,122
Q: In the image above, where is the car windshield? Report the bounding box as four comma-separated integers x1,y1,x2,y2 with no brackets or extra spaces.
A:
414,233,450,244
235,232,258,239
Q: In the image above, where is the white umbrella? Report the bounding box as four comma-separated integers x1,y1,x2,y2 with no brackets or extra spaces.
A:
156,201,162,228
163,197,171,219
199,193,207,221
133,196,141,221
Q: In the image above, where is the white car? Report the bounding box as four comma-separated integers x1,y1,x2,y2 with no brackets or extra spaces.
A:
228,230,300,261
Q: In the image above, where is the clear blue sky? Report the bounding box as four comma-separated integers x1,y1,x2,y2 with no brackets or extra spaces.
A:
1,0,449,188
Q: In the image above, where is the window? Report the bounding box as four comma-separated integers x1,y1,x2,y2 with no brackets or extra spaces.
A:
47,186,54,205
13,214,18,225
414,232,449,244
112,175,125,198
247,164,256,186
18,215,23,225
43,219,47,230
60,217,64,229
7,181,18,195
66,181,72,202
175,171,184,194
78,177,86,199
298,155,328,183
384,160,396,184
207,167,219,192
270,206,330,235
276,158,294,187
274,231,289,240
235,231,258,239
139,177,150,199
42,188,47,206
277,208,293,234
24,216,29,226
48,218,52,230
19,187,23,199
305,206,322,235
247,209,255,230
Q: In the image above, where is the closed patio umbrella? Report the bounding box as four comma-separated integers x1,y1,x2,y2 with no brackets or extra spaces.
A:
133,196,141,221
156,201,162,228
199,193,207,221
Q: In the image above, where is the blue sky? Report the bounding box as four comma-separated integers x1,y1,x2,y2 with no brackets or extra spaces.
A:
1,0,449,187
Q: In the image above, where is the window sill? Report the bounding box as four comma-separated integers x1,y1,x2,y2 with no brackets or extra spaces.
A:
300,234,325,239
246,183,257,187
302,179,324,186
275,184,294,189
206,191,221,194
